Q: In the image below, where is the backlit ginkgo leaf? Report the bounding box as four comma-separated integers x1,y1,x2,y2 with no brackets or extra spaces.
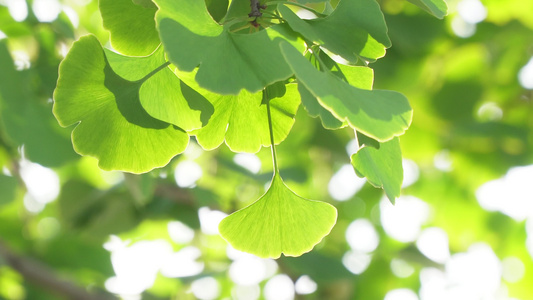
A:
53,35,188,173
100,0,160,56
154,0,305,94
351,136,403,203
280,42,412,142
299,51,375,130
219,173,337,258
104,49,214,132
278,0,391,63
175,70,300,153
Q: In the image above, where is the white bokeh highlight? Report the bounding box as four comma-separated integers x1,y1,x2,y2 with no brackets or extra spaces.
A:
5,0,28,21
384,288,419,300
345,219,379,253
104,237,204,296
32,0,61,22
105,239,173,295
233,153,261,174
264,274,295,300
198,207,227,235
191,277,220,300
476,165,533,221
295,275,317,295
518,57,533,89
457,0,487,24
420,243,502,300
160,246,204,278
380,196,431,242
416,227,450,264
19,160,60,206
342,251,372,275
402,159,420,188
174,160,203,188
167,221,195,244
328,164,366,201
229,255,277,286
501,256,525,283
390,258,415,278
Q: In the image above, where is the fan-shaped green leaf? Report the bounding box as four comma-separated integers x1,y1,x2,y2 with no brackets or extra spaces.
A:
279,0,391,63
100,0,160,56
280,42,412,142
407,0,448,19
53,35,188,173
219,174,337,258
351,136,403,203
154,0,305,94
176,70,300,152
104,49,214,132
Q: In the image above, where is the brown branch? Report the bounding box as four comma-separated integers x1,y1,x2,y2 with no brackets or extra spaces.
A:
249,0,263,17
0,240,116,300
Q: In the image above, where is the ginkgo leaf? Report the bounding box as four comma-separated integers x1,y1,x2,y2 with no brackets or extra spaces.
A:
219,173,337,258
351,136,403,203
407,0,448,19
280,42,412,142
100,0,160,56
53,35,188,173
176,70,300,152
278,0,391,63
104,49,214,132
300,52,375,130
154,0,305,94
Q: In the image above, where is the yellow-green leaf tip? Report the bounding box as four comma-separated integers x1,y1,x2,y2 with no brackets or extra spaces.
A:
219,174,338,258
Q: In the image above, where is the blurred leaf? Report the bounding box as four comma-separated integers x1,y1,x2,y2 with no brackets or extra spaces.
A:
280,252,352,282
58,180,139,239
0,40,77,167
0,174,17,207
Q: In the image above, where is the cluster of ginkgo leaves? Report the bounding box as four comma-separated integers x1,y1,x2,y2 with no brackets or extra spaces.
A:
52,0,447,258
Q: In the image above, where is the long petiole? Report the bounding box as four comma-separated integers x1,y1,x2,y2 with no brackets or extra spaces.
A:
264,89,279,175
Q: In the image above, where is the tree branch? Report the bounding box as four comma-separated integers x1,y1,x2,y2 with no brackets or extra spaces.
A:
249,0,262,17
0,240,116,300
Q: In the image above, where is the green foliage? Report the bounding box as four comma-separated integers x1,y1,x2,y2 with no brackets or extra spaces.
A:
50,0,420,257
4,0,533,299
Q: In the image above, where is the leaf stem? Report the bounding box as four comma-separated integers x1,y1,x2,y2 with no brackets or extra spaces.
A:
265,90,279,175
138,61,171,83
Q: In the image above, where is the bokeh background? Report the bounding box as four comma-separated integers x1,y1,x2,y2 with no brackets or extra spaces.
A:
0,0,532,299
